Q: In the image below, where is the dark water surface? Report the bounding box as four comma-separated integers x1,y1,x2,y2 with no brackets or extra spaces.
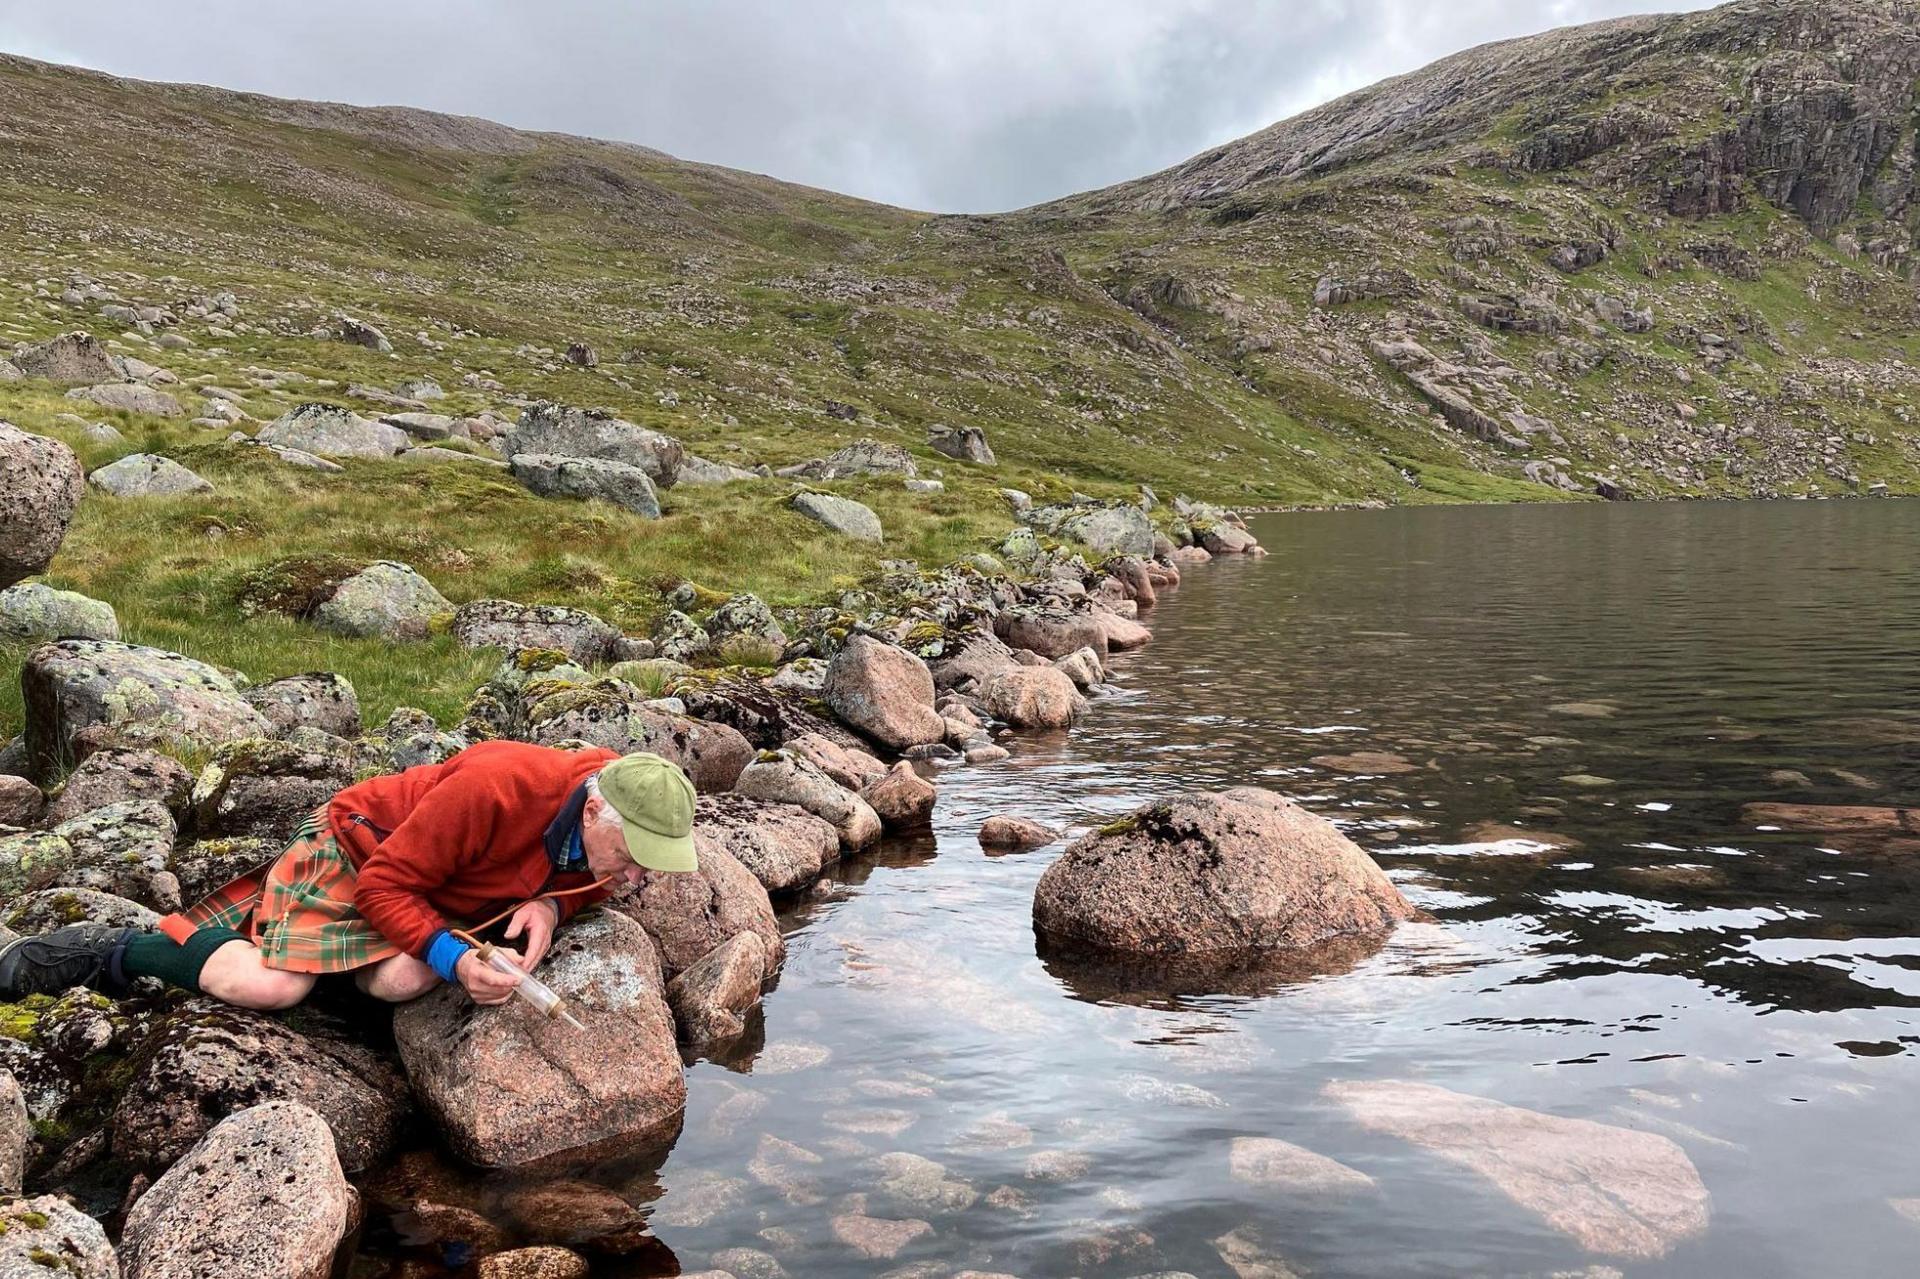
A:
455,500,1920,1276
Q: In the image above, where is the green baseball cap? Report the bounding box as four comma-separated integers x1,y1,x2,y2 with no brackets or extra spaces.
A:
598,753,698,873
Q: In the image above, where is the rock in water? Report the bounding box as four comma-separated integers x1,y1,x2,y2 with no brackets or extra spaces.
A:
982,667,1086,730
1324,1080,1710,1259
1229,1136,1374,1193
21,639,271,778
112,1000,407,1173
0,582,120,641
311,561,452,640
978,815,1061,851
733,749,883,850
510,453,662,517
505,402,686,487
995,606,1108,660
119,1100,357,1279
609,844,783,979
791,491,883,541
666,930,768,1043
0,1195,116,1278
258,402,407,458
1032,787,1419,960
861,760,937,830
394,910,685,1167
0,423,83,589
694,792,839,895
87,453,213,497
824,634,945,751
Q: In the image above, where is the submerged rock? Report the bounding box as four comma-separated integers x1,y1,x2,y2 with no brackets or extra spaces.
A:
978,815,1061,851
1032,787,1420,962
1325,1079,1710,1259
667,930,768,1044
119,1100,357,1279
394,910,684,1167
0,424,83,590
830,1212,932,1260
1229,1136,1374,1193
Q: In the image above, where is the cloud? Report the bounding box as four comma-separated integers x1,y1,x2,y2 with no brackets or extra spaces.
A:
0,0,1714,213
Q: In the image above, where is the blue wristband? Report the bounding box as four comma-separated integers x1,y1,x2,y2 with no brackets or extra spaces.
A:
423,929,472,984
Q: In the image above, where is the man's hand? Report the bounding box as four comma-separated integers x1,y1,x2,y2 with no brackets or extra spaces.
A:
503,899,560,972
455,949,523,1006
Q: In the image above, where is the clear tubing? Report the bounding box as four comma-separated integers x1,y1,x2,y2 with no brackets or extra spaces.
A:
481,946,586,1029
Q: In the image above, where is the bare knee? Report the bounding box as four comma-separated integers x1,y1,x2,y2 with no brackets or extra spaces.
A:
199,940,316,1010
355,954,440,1003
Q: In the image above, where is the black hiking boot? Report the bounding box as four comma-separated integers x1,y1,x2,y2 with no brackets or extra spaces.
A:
0,923,135,998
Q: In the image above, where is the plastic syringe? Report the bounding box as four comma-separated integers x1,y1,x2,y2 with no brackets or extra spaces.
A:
476,943,586,1030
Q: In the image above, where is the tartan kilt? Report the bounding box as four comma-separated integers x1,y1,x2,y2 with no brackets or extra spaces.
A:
161,805,399,974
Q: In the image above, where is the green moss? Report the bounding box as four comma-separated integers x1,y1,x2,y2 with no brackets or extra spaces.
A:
1096,814,1144,837
232,554,367,620
513,647,571,672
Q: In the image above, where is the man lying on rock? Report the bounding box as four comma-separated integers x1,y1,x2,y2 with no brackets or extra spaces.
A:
0,742,698,1009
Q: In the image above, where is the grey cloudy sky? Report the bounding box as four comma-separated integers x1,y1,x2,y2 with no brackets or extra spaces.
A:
2,1,1714,213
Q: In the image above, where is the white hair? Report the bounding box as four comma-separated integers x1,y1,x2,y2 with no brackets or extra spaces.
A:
583,772,626,832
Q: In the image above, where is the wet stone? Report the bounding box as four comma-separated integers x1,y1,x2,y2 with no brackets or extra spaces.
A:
1228,1136,1374,1193
831,1213,933,1260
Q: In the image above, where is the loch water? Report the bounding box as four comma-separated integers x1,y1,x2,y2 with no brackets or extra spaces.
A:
398,498,1920,1277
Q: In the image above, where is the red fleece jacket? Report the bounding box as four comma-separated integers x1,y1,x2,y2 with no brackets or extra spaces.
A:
329,740,618,957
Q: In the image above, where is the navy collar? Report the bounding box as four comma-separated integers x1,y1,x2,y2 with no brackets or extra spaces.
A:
544,782,592,871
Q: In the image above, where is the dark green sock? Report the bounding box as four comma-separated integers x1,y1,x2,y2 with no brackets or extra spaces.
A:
119,926,247,993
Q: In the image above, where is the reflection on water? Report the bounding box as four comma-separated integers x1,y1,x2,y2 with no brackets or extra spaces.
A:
426,500,1920,1276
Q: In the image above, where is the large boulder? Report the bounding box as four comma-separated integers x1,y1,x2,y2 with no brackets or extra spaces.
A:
0,582,119,641
3,887,157,933
860,760,936,830
672,675,862,752
1325,1080,1711,1260
1095,606,1153,651
823,635,945,751
995,606,1108,660
87,453,214,497
45,798,182,909
45,746,194,826
1200,521,1260,555
242,672,362,739
928,626,1022,691
1028,503,1155,557
394,909,685,1167
791,492,882,542
119,1100,358,1279
310,561,451,640
733,750,882,850
66,382,184,416
12,331,125,383
524,684,751,792
706,592,787,653
21,639,270,778
1032,787,1420,961
678,454,760,485
190,736,354,841
982,667,1085,730
258,402,407,458
787,732,886,790
113,1001,407,1173
609,844,783,979
927,423,995,465
505,403,685,487
0,423,83,588
452,599,620,665
0,1196,116,1278
694,792,839,896
510,454,661,517
333,315,391,351
665,931,768,1045
791,439,917,479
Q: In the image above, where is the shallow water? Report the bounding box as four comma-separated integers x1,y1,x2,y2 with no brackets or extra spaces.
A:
414,499,1920,1276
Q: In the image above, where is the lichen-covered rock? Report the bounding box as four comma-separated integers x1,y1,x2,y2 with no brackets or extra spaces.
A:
0,1195,116,1278
119,1100,357,1279
0,424,83,590
112,1000,407,1174
994,606,1108,660
66,382,184,416
44,747,195,826
667,931,768,1044
0,1070,25,1193
242,672,362,739
674,676,862,752
334,314,392,351
394,910,685,1167
258,402,407,457
453,599,620,665
86,453,212,497
1033,788,1420,963
824,635,945,752
1027,503,1154,557
791,492,882,542
0,582,119,641
525,684,750,792
706,592,788,652
982,667,1086,730
190,736,354,842
47,798,181,909
0,777,42,828
170,834,276,903
510,453,662,517
861,761,937,830
650,610,710,663
505,402,686,487
790,438,918,479
2,887,157,933
1053,646,1104,690
693,793,839,896
21,639,270,780
733,750,882,850
351,706,467,774
1200,522,1260,555
927,423,995,465
12,331,125,383
928,627,1021,691
787,732,886,791
610,844,783,979
311,561,451,641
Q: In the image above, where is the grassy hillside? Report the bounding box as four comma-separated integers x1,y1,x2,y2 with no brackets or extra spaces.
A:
4,0,1919,737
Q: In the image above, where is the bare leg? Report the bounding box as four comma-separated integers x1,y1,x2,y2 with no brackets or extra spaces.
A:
198,940,317,1010
354,952,441,1003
